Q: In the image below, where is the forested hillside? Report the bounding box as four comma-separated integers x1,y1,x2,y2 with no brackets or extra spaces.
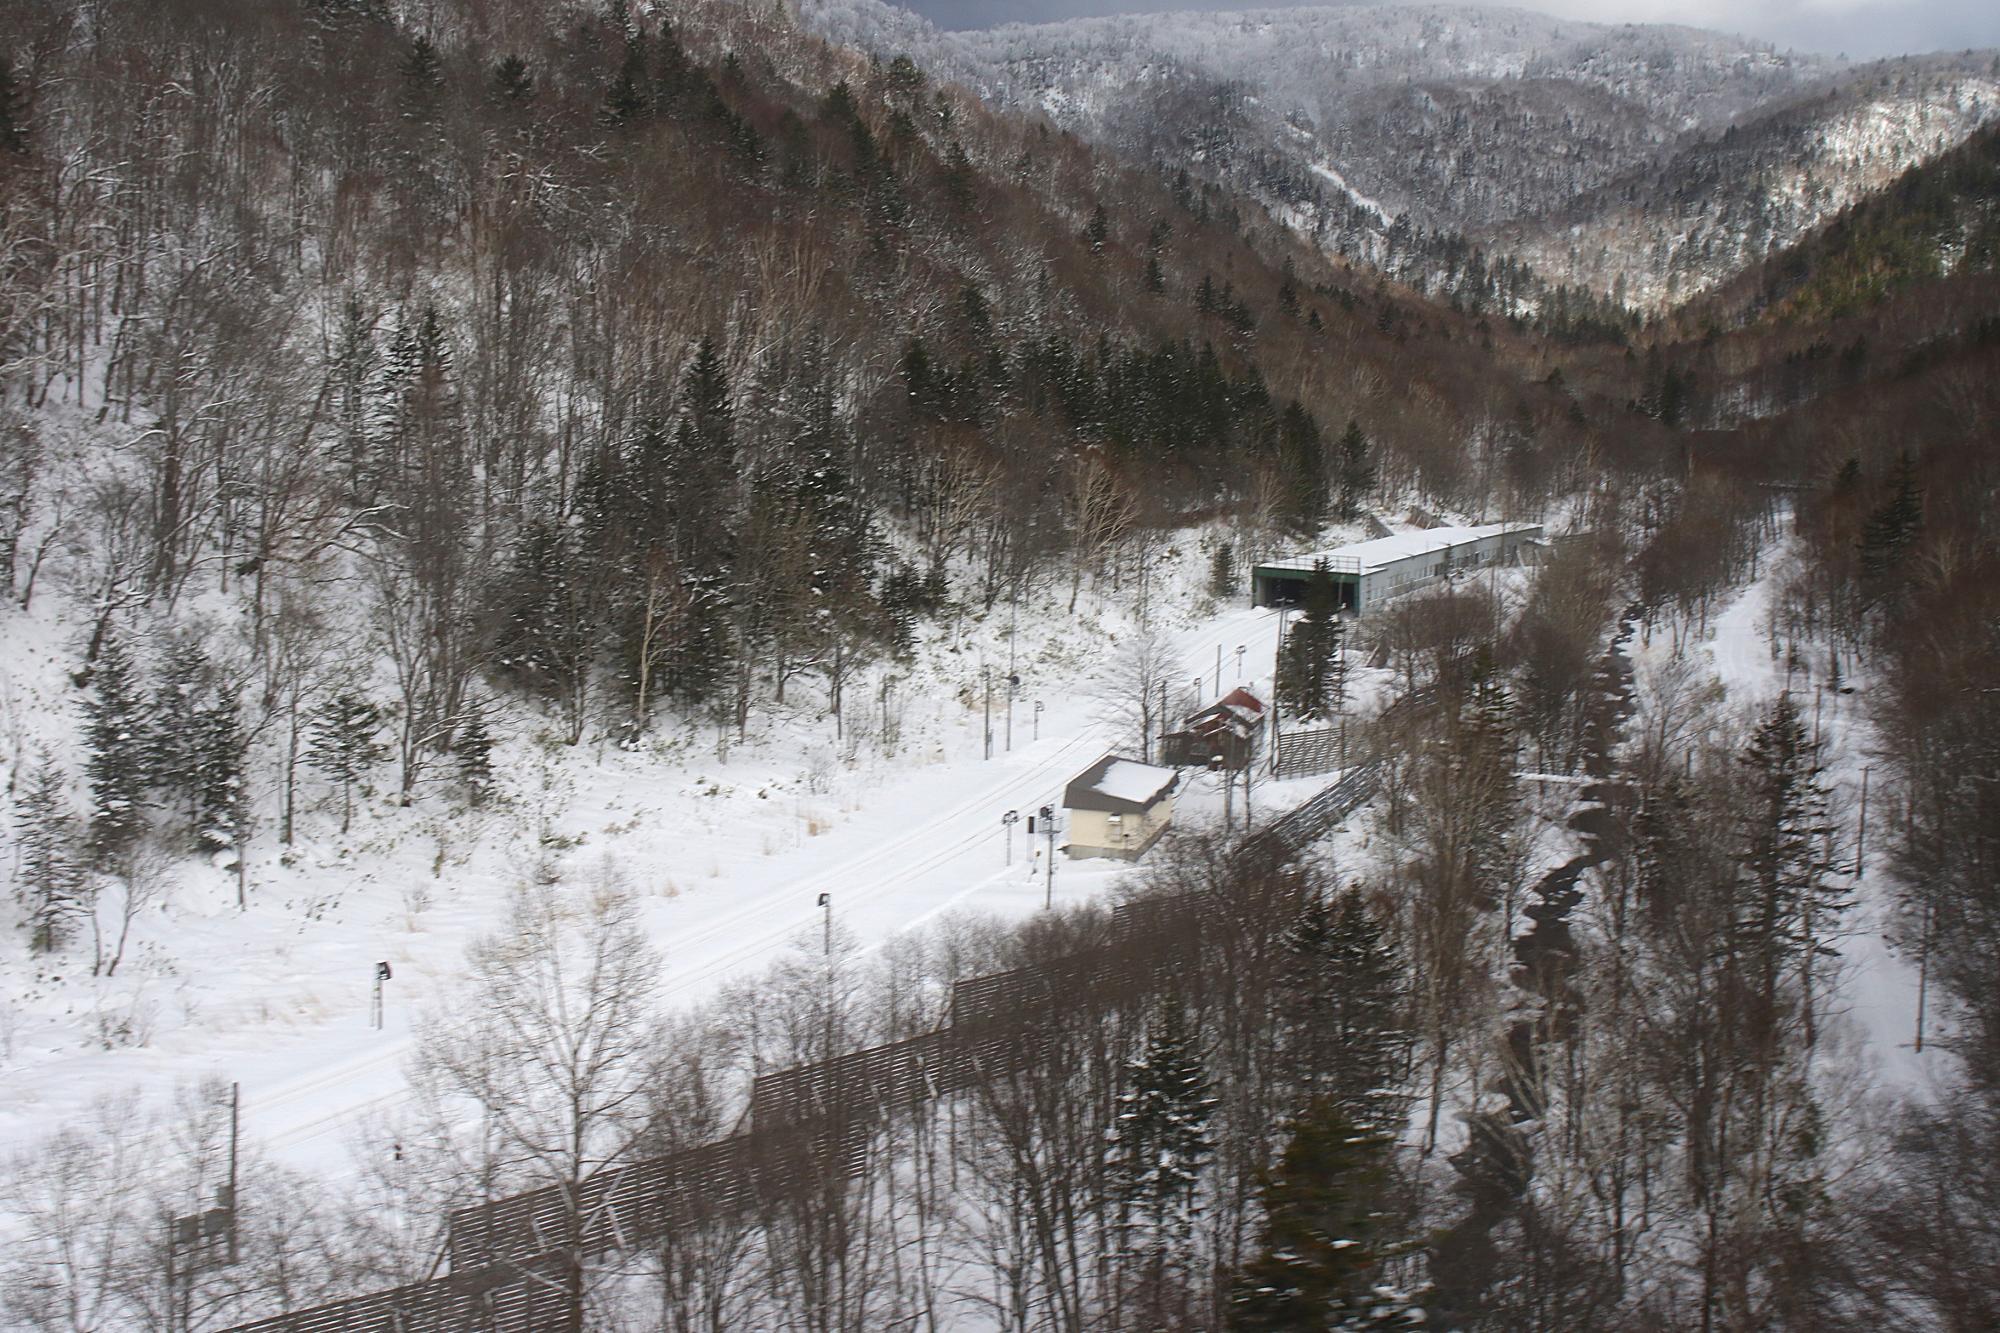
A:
0,0,1596,806
1686,118,2000,325
802,1,1999,313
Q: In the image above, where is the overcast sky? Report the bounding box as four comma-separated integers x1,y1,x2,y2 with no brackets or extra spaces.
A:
901,0,2000,60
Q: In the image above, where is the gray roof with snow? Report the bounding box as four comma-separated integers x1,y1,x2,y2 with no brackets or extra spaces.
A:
1257,522,1542,576
1063,753,1181,814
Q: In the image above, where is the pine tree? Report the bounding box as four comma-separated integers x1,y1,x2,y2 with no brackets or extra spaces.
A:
1460,654,1523,893
149,635,212,835
14,751,82,952
0,58,29,158
1210,542,1238,597
602,38,651,127
1277,563,1345,721
1085,203,1109,253
308,691,386,833
1282,887,1411,1133
1735,692,1845,1047
455,699,495,804
1231,1098,1422,1331
191,692,246,854
1335,418,1376,520
1110,993,1217,1299
1276,401,1330,537
1196,273,1219,314
1856,449,1923,588
1279,257,1300,316
400,35,443,116
1143,253,1165,293
82,633,151,864
492,53,534,106
941,140,976,213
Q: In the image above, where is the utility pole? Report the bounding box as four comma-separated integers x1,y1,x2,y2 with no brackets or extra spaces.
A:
1039,805,1056,909
983,666,992,760
1007,588,1018,752
1215,644,1222,695
1271,612,1287,777
372,961,391,1030
818,892,831,957
226,1083,240,1264
1002,809,1019,864
1033,700,1043,742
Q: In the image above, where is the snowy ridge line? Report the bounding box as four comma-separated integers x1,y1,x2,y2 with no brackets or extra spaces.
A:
217,774,1373,1332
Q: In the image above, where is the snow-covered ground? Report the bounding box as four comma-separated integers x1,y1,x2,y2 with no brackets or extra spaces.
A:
1645,528,1938,1096
0,550,1348,1181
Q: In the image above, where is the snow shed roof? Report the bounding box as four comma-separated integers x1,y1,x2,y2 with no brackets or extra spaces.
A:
1257,522,1542,576
1064,754,1181,814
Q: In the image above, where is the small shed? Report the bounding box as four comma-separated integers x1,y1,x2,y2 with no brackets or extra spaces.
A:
1159,687,1266,770
1063,754,1180,861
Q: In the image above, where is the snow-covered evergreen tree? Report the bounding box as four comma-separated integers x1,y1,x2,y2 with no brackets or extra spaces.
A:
1735,690,1844,1046
82,632,151,865
307,690,386,833
1109,991,1217,1295
1230,1097,1424,1331
1283,886,1411,1134
455,699,495,805
13,751,82,952
1278,564,1346,721
191,691,246,854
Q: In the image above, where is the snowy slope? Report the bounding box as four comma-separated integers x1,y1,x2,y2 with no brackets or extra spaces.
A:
0,551,1311,1178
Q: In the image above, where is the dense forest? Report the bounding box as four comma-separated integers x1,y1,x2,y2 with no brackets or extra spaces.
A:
1,1,1997,1330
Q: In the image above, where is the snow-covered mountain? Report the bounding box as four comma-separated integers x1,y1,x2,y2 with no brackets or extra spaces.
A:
797,1,2000,309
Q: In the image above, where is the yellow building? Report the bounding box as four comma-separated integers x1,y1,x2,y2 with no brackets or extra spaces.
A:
1063,754,1180,861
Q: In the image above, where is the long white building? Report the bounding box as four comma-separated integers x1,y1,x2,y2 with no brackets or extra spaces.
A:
1250,522,1542,614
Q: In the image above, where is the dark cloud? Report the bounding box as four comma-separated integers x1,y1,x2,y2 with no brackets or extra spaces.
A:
899,0,2000,60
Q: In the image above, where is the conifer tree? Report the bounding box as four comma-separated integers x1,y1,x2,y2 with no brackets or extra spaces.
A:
149,636,212,834
191,692,246,854
1277,563,1345,721
1735,691,1844,1047
1857,449,1923,589
82,633,151,864
1210,542,1237,597
1144,253,1165,293
1085,203,1109,253
308,690,386,833
492,54,534,107
1277,401,1331,537
1335,418,1376,520
14,751,82,952
399,35,443,117
455,699,495,804
602,38,650,127
1110,993,1217,1298
1231,1098,1422,1331
1282,887,1411,1132
0,58,29,158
